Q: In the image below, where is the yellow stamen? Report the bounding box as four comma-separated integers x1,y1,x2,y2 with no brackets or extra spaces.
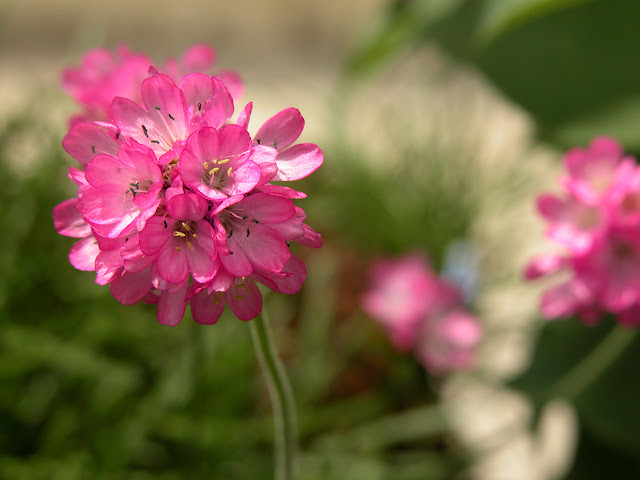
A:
181,221,191,231
192,233,197,238
209,167,220,175
173,231,186,237
227,167,233,176
175,247,182,251
218,158,230,165
187,241,194,251
203,161,209,169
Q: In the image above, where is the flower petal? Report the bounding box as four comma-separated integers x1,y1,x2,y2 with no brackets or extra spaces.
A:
190,289,226,324
273,143,324,181
227,280,262,321
254,108,304,150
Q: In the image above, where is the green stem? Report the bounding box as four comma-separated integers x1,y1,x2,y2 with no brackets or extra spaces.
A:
552,325,638,400
250,311,297,480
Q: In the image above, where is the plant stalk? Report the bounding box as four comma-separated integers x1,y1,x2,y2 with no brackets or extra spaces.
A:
250,311,297,480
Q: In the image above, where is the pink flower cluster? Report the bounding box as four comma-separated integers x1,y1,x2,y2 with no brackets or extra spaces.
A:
525,137,640,325
362,254,483,375
54,46,323,326
62,45,243,125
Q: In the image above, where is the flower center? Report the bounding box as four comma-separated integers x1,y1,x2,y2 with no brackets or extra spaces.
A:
173,221,197,251
203,159,233,189
125,179,152,197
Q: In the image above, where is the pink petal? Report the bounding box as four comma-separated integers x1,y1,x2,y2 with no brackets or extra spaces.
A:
216,71,244,100
84,154,133,188
121,235,155,272
541,282,580,319
219,124,252,159
524,254,567,280
297,223,323,248
190,289,226,325
187,222,219,283
151,265,189,293
234,193,295,223
95,248,124,284
233,224,290,273
254,108,304,150
141,74,188,140
110,98,161,152
68,167,88,187
254,254,307,294
226,160,261,196
139,217,172,255
226,280,263,321
258,184,307,199
81,185,139,228
63,122,120,164
180,44,216,73
53,198,91,238
273,143,324,181
207,266,236,292
179,74,234,128
249,145,278,185
220,245,253,277
121,144,162,181
590,136,624,158
156,239,190,283
166,193,209,221
110,267,152,304
536,194,565,221
236,102,252,129
157,286,188,326
69,236,100,271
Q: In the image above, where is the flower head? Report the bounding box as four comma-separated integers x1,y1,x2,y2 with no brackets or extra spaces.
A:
54,45,323,327
362,253,483,375
525,136,640,325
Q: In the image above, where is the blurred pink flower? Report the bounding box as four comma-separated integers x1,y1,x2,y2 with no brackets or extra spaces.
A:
526,136,640,325
62,44,243,125
417,308,483,375
362,253,482,374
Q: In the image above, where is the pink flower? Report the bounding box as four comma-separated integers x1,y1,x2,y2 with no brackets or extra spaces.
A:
562,136,634,204
362,253,482,374
178,126,262,201
139,191,218,284
62,46,151,124
536,193,607,254
54,45,323,327
417,308,483,375
362,254,441,350
80,143,163,238
525,136,640,326
250,108,324,182
62,45,243,124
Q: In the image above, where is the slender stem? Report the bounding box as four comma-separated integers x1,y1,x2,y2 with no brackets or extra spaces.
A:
552,325,638,400
250,311,297,480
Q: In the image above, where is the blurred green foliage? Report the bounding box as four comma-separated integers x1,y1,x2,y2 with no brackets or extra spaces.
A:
346,0,640,477
347,0,640,151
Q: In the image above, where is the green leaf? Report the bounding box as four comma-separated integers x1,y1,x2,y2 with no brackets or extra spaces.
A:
511,319,640,457
344,0,465,79
477,0,596,43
